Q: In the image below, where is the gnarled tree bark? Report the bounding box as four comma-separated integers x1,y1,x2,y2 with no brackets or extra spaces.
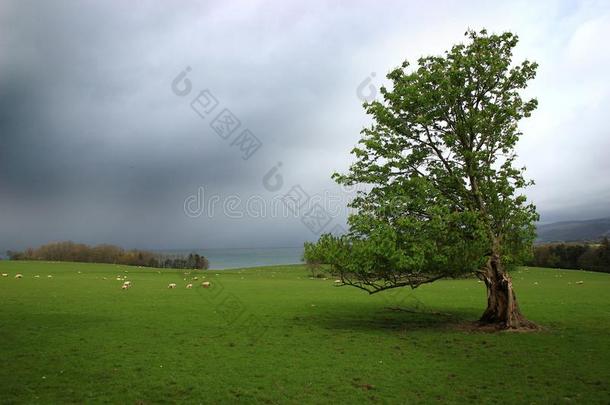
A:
478,253,536,329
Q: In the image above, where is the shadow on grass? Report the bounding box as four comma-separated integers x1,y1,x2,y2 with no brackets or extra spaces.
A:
0,312,114,338
294,301,480,333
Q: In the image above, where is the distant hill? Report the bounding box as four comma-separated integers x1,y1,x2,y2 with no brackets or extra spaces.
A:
536,217,610,243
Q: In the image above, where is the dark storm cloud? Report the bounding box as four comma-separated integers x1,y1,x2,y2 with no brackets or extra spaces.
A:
1,0,609,251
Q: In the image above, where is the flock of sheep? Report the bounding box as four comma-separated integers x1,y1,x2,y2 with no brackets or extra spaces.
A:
118,273,213,290
167,281,210,289
2,273,52,279
1,271,211,290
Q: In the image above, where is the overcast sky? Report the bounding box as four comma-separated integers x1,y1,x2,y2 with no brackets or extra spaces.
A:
1,0,609,251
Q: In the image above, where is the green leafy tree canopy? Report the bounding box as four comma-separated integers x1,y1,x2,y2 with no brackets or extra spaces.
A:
305,29,539,328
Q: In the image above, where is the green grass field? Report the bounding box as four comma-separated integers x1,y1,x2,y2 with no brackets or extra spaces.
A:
0,261,609,404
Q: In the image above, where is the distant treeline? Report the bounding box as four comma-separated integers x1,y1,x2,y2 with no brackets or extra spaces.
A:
527,237,610,273
6,241,209,270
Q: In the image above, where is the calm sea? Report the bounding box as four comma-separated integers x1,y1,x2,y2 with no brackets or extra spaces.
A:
156,247,304,270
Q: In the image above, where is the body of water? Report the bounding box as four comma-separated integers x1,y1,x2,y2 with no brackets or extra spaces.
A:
157,247,304,270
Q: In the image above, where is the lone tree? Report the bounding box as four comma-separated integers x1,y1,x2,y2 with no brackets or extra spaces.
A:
305,30,539,329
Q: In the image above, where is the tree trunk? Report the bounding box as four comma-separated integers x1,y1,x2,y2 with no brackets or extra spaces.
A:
478,254,536,329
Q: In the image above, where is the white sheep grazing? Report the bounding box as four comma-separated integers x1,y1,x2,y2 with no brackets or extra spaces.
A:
186,283,193,289
334,279,342,285
121,284,129,290
47,275,53,278
123,281,131,287
116,277,122,281
15,274,23,279
35,275,40,278
201,281,211,288
168,283,177,289
193,277,198,280
2,273,8,277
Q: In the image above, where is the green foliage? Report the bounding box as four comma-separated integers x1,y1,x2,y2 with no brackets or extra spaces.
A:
7,241,209,270
307,29,539,292
530,238,610,273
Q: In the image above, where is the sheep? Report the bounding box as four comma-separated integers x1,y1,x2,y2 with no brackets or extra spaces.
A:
168,283,177,289
15,274,23,279
193,277,198,280
576,280,584,285
334,279,342,285
34,275,40,278
116,277,123,281
121,284,129,290
201,281,211,288
123,281,131,287
47,275,53,278
186,283,193,289
2,273,8,277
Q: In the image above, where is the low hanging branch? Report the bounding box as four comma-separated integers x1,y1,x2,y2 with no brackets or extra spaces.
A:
334,265,447,294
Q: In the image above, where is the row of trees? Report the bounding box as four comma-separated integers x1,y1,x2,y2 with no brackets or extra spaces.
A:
527,238,610,273
6,241,209,270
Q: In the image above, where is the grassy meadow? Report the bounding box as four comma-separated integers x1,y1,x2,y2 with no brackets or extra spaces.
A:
0,261,609,403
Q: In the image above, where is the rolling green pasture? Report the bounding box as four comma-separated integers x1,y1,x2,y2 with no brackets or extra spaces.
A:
0,261,609,403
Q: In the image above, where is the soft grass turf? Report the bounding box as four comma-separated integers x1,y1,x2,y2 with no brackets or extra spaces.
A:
0,261,609,404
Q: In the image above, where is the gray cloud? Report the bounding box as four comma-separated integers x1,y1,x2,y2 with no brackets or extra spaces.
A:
1,0,609,252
